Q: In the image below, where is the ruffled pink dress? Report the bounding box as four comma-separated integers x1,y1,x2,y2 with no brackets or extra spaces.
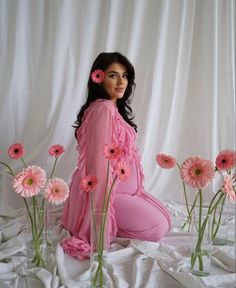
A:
62,99,171,260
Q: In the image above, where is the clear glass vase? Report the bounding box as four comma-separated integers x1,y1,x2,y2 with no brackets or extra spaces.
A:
210,196,229,245
190,211,211,276
90,209,110,288
26,205,47,268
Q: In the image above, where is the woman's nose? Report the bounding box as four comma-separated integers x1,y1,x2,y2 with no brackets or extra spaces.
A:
117,76,124,85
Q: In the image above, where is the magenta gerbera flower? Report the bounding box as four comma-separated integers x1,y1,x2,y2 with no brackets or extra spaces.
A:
114,161,130,181
13,165,46,197
180,156,215,189
80,175,99,193
222,174,236,202
8,143,25,160
215,149,236,171
48,144,65,157
44,177,69,204
103,143,122,160
156,153,176,169
91,69,104,83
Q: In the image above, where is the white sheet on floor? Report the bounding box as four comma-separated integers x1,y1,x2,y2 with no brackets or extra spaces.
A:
0,203,235,288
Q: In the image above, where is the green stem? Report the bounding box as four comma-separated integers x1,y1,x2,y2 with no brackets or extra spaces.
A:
181,191,200,231
177,162,191,217
20,157,27,168
49,156,58,179
211,194,226,240
0,162,15,176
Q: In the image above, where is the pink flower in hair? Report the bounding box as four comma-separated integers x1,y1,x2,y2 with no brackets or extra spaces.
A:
48,144,65,157
8,143,25,160
180,156,215,189
215,149,236,171
13,165,46,197
222,174,236,202
44,177,69,204
156,153,176,169
91,69,104,83
80,175,99,192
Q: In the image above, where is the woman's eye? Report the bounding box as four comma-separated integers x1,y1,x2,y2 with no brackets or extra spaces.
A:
109,74,117,79
123,74,128,79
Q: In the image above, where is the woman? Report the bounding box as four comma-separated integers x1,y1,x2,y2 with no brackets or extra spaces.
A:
61,52,171,260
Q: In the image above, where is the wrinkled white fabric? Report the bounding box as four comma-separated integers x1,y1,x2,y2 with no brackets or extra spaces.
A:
0,202,235,288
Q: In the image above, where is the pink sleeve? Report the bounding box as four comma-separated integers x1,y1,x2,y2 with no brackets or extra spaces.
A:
85,102,116,209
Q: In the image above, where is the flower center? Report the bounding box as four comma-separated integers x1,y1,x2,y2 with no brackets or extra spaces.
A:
110,149,114,154
121,169,125,174
194,169,202,176
25,178,33,185
14,148,19,153
164,159,169,163
55,149,59,153
88,181,92,186
222,159,227,163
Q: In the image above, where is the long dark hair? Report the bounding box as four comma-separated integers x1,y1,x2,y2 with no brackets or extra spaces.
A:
73,52,137,137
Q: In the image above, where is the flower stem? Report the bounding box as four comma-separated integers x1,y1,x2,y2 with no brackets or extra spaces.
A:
0,162,15,176
49,156,58,179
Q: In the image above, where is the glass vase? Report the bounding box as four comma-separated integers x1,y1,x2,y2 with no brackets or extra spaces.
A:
26,205,47,268
210,195,229,245
190,211,211,276
90,209,110,288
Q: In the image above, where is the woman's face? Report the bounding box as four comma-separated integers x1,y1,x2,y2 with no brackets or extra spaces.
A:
102,62,128,104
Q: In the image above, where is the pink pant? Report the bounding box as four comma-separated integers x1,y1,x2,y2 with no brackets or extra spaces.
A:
113,192,171,242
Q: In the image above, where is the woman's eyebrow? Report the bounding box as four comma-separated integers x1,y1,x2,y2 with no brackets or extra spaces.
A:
108,71,128,74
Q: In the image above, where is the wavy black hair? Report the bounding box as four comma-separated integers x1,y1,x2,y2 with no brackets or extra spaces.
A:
73,52,137,137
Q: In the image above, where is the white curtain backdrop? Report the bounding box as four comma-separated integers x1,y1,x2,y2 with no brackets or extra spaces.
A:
0,0,235,214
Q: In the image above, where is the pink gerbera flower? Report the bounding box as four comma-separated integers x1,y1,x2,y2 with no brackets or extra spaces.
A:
80,175,99,192
222,174,236,202
13,165,46,197
44,177,69,204
91,69,104,83
103,143,122,160
156,153,176,169
215,149,236,171
48,144,65,157
8,143,25,160
114,161,130,181
180,156,215,189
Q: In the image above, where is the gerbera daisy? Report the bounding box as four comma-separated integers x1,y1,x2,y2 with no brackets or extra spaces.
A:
180,156,215,189
91,69,104,83
114,161,130,181
48,144,65,157
156,153,176,169
8,143,25,160
13,165,46,197
44,177,69,204
80,175,99,193
215,149,236,171
222,174,236,202
103,143,122,160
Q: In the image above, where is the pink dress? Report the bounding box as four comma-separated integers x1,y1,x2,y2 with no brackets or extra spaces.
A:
62,99,171,260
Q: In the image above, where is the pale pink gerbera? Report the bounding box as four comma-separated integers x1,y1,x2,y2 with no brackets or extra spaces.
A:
44,177,69,204
156,153,176,169
48,144,65,157
103,143,123,160
222,174,236,202
114,161,130,181
13,165,46,197
91,69,104,83
180,156,215,189
215,149,236,171
8,143,25,160
80,175,99,193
